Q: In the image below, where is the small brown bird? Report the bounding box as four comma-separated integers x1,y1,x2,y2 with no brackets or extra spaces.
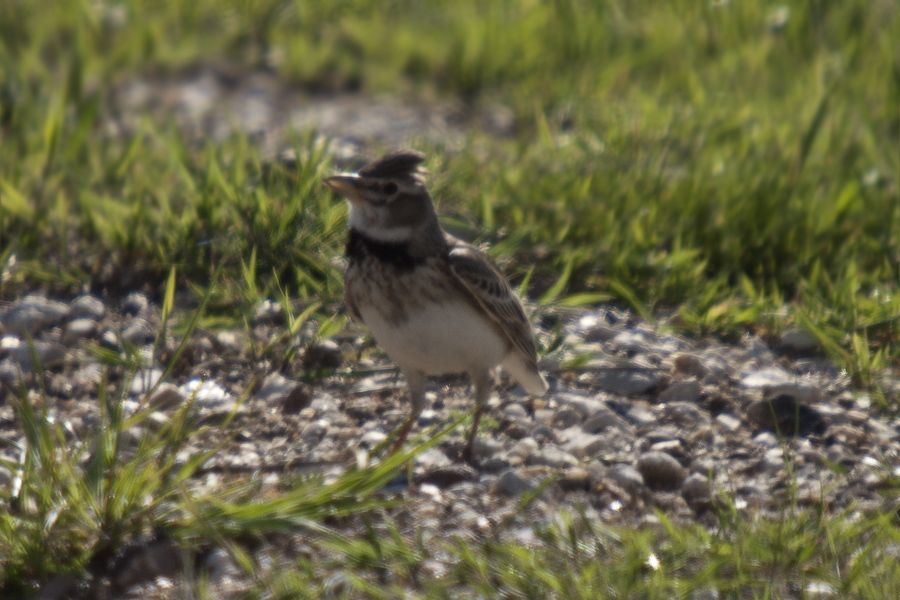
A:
325,150,548,462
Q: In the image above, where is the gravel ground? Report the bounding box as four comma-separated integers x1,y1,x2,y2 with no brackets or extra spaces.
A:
2,67,898,597
1,292,897,596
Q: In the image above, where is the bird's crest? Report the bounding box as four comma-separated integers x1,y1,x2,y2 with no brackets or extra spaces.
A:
359,150,426,179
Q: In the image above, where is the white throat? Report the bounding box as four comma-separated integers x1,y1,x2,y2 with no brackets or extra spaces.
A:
347,202,412,242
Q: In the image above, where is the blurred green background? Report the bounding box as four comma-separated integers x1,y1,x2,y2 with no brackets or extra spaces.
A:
1,0,898,390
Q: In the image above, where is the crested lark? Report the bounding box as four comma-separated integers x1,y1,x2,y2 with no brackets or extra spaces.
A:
325,150,548,462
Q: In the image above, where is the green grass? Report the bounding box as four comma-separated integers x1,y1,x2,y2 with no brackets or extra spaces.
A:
1,0,898,390
1,0,899,595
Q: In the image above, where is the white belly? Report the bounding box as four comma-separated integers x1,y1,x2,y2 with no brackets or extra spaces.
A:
360,301,507,375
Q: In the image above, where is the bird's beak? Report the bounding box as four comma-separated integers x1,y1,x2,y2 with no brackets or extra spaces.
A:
324,174,361,199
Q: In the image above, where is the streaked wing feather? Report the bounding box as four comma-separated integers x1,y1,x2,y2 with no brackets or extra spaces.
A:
446,241,539,366
344,273,362,321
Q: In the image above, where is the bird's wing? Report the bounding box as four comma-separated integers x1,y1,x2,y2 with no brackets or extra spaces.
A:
343,273,362,322
446,239,540,368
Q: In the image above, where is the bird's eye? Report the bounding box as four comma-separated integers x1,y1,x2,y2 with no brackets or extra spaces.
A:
383,182,398,195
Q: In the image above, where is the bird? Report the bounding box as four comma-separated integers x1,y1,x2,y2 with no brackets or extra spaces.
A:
324,150,548,462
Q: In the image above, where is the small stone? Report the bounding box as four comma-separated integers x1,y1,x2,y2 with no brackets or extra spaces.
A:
607,464,644,492
664,401,710,427
418,464,478,488
740,367,793,388
591,367,662,396
180,378,232,409
469,437,503,461
360,430,388,447
256,373,297,403
780,327,819,353
529,446,578,468
681,472,712,509
509,437,539,459
253,299,283,324
747,394,826,436
530,424,557,444
148,383,186,411
761,448,784,472
559,467,591,491
672,353,707,379
752,431,778,448
282,385,312,415
301,419,328,442
131,369,164,395
624,403,657,427
495,469,534,496
302,340,342,370
1,295,70,336
9,341,67,372
552,406,582,428
563,430,610,459
502,403,528,420
715,413,742,432
204,547,241,587
113,536,181,590
658,380,701,404
650,439,682,454
123,292,149,316
582,405,632,433
100,330,120,351
62,318,97,346
637,451,686,490
69,295,106,321
122,318,154,346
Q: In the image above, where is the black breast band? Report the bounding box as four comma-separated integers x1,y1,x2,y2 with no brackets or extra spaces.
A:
346,229,425,271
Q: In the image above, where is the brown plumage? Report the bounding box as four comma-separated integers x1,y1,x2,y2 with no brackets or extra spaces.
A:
326,150,547,462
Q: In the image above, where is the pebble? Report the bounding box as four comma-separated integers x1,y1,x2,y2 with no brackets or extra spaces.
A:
637,451,686,490
123,292,150,316
624,403,657,427
418,464,478,488
591,367,662,396
658,380,701,404
558,466,591,491
302,339,343,370
582,405,632,433
495,468,535,496
113,536,181,591
253,299,283,324
62,318,97,345
672,353,707,379
8,341,67,372
502,403,528,420
256,373,298,403
529,446,578,468
746,394,826,436
1,295,69,336
562,430,610,459
69,294,106,321
131,369,164,395
715,413,742,432
552,406,582,428
148,383,186,411
681,472,712,508
122,318,155,346
180,378,231,409
282,385,312,415
664,401,710,427
607,464,644,492
740,367,793,388
780,327,819,353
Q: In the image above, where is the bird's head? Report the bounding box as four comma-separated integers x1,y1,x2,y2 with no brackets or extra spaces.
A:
325,150,438,243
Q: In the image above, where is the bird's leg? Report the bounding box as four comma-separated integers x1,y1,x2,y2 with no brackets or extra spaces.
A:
387,370,426,455
463,369,492,465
